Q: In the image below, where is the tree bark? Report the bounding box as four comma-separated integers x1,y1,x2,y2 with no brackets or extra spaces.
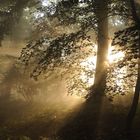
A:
126,0,140,132
126,31,140,130
91,0,109,97
59,1,109,140
126,32,140,132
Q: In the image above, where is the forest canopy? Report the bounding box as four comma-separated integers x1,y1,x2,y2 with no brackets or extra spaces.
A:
0,0,140,140
0,0,139,99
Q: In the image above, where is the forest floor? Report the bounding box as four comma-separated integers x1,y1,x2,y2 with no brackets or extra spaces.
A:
0,44,140,140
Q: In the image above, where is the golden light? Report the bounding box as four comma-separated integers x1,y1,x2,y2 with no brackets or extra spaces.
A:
80,56,96,87
108,46,125,64
80,56,96,70
79,45,125,88
79,72,95,86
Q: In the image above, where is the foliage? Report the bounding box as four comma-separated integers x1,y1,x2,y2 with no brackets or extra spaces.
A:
19,0,138,98
19,0,99,97
107,24,139,99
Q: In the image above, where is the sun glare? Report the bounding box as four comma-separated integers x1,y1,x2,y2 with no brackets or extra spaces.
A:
42,0,50,6
79,72,95,86
80,56,96,70
108,46,125,64
79,45,125,88
79,56,96,87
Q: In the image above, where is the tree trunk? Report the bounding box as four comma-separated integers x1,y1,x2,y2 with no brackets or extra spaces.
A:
126,0,140,132
59,1,109,140
126,32,140,132
91,0,109,97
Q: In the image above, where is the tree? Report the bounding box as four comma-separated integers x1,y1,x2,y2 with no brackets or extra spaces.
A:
112,0,140,132
88,0,108,99
19,0,109,98
126,0,140,132
3,0,139,139
19,0,98,94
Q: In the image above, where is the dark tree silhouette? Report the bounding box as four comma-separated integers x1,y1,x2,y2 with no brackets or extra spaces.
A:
111,0,140,133
126,0,140,132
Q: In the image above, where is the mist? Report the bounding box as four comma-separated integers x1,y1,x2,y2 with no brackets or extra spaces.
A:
0,42,84,139
0,14,85,139
0,1,140,139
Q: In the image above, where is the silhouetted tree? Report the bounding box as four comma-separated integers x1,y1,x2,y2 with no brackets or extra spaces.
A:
20,0,126,97
126,0,140,131
112,0,140,132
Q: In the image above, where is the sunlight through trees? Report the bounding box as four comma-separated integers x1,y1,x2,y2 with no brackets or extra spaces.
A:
0,0,140,139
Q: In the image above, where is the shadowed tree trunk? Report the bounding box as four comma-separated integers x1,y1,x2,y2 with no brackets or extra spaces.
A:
126,0,140,132
126,35,140,131
126,54,140,131
58,1,109,140
89,0,108,99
